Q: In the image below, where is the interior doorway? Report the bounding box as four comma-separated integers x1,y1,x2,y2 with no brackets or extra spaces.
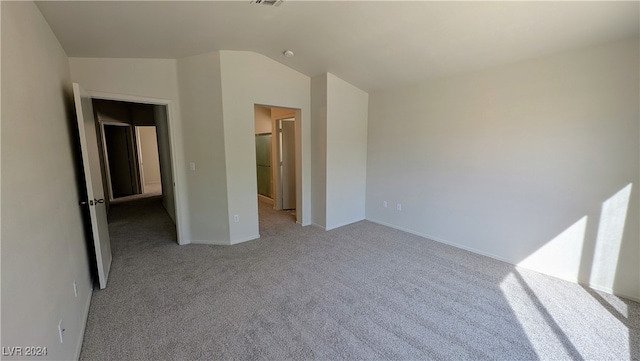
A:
254,105,300,225
102,123,140,199
91,98,179,235
73,84,183,289
94,100,164,199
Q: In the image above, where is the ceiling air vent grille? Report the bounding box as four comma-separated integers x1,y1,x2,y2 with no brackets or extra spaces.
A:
252,0,284,7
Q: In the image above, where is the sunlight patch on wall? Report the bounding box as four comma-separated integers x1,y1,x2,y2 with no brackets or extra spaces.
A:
589,183,632,291
518,216,587,282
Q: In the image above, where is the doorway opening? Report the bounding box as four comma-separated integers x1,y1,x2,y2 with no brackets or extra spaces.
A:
100,123,163,200
254,105,299,226
73,84,183,290
92,99,175,221
101,123,140,199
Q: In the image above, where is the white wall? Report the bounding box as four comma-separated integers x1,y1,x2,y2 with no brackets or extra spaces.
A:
219,51,311,244
138,126,161,185
311,74,328,228
176,51,230,244
310,73,369,230
326,73,369,230
366,38,640,300
68,56,189,242
1,2,92,359
68,52,310,246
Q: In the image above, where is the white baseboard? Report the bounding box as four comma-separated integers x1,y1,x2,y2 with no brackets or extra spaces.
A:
74,289,93,360
365,218,640,302
230,234,260,245
367,218,513,264
190,239,229,246
311,223,326,230
325,217,366,231
583,283,640,302
190,235,260,246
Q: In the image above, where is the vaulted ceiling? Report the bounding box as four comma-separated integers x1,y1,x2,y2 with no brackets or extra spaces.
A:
35,1,639,91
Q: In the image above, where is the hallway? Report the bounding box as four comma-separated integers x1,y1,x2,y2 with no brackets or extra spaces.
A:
107,194,177,257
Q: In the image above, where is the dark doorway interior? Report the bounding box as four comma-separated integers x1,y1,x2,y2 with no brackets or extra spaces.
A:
104,124,138,198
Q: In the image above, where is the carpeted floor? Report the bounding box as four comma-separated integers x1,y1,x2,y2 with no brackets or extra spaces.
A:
79,195,639,360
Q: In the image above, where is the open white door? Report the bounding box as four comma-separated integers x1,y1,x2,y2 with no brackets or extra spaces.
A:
280,119,296,210
73,83,112,289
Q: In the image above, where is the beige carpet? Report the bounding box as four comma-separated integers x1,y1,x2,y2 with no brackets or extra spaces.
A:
79,195,639,360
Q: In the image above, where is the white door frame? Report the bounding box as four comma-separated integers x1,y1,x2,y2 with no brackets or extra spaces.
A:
88,91,185,245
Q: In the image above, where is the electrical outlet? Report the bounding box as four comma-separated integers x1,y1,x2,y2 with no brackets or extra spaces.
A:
73,280,78,298
58,320,65,343
233,214,240,223
397,203,402,211
383,201,387,208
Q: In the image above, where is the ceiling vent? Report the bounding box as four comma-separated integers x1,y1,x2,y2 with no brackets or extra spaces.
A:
252,0,284,7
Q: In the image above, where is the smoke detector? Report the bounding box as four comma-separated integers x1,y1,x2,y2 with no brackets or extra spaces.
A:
252,0,284,7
